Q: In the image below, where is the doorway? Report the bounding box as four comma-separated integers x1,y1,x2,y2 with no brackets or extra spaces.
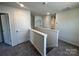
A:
0,13,11,45
0,15,4,43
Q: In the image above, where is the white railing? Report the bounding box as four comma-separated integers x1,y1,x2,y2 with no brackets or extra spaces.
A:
30,29,47,56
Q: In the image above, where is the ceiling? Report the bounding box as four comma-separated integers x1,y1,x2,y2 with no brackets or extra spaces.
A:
0,2,79,15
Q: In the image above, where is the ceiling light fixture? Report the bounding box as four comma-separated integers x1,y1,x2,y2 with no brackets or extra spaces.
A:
16,2,24,7
19,3,24,7
47,12,50,15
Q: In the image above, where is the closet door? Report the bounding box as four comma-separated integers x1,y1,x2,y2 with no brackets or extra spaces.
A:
14,11,30,45
1,14,11,45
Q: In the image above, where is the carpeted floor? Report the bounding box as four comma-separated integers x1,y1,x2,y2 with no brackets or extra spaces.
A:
47,40,79,56
0,40,79,56
0,41,41,56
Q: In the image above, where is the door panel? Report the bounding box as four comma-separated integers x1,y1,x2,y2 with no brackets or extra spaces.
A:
14,13,29,45
1,14,11,45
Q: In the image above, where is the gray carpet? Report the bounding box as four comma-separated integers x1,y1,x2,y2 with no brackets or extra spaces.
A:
0,40,79,56
0,41,41,56
47,40,79,56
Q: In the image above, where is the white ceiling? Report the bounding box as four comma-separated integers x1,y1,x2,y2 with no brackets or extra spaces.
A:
0,2,79,15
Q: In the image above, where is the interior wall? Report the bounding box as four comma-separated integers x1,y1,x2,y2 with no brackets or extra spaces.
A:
43,15,51,28
0,5,31,46
34,15,56,29
50,16,56,29
31,15,35,29
34,15,55,29
56,8,79,46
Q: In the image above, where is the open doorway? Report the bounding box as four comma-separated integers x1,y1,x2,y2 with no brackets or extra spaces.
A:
0,13,11,45
0,15,4,43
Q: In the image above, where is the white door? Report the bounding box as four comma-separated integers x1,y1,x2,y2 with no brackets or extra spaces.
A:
1,14,11,45
14,13,30,45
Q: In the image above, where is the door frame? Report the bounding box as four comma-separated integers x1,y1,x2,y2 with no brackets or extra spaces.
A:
0,13,10,43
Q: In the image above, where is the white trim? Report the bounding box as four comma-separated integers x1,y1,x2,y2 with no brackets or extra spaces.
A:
59,36,79,47
31,29,47,36
30,29,47,56
44,35,47,56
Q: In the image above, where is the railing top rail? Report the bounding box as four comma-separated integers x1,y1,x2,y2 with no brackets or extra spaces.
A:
31,29,47,37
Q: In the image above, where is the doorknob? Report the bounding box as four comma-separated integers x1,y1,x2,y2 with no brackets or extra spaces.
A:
16,30,18,32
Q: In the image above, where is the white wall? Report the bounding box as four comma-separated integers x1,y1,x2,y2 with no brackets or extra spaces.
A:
43,15,51,28
0,5,31,46
50,16,56,29
56,8,79,46
31,15,35,29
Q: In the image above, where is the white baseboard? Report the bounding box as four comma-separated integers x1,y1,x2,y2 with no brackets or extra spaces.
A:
59,36,79,47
